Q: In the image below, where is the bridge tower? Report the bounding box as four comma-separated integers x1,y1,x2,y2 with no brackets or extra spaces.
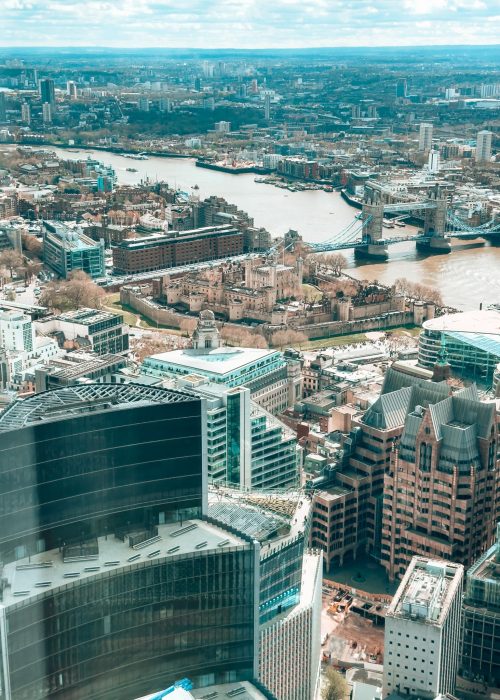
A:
356,187,388,260
416,185,451,254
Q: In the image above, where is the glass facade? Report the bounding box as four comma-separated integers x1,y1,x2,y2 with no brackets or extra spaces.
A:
419,329,500,386
0,397,204,562
0,385,259,700
3,547,256,700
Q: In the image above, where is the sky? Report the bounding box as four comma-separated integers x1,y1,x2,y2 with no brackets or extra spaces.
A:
1,0,500,48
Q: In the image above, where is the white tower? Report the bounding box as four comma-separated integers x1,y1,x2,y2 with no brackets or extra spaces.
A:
476,130,493,163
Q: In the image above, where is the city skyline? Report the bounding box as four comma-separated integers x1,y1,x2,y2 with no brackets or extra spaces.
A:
2,0,500,48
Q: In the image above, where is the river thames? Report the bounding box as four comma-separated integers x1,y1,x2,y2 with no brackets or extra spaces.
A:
51,147,500,310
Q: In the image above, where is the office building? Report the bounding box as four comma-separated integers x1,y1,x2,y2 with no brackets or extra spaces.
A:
0,92,6,122
138,97,150,112
42,101,52,124
34,351,127,391
419,123,433,151
42,220,105,279
209,490,321,700
381,384,498,580
112,225,243,274
0,384,259,700
476,129,493,163
21,102,30,125
0,309,36,353
66,80,78,99
383,557,464,698
460,523,500,686
171,374,299,491
418,309,500,386
142,311,300,415
35,308,129,355
39,78,56,106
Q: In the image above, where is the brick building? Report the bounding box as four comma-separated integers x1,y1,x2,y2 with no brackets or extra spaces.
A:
112,224,243,274
382,384,499,580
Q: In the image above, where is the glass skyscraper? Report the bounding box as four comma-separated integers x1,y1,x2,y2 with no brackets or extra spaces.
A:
0,384,258,700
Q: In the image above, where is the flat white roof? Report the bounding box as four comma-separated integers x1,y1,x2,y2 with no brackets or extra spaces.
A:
423,309,500,336
149,347,278,376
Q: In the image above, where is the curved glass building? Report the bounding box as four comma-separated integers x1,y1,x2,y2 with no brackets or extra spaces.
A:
418,310,500,386
0,384,258,700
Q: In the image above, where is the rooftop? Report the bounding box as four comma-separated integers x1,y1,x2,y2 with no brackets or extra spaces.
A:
147,346,279,377
387,557,463,626
43,221,100,251
54,308,123,325
1,520,244,608
423,309,500,337
0,383,196,433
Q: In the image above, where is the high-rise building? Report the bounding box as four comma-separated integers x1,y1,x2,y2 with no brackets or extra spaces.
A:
428,147,440,173
461,523,500,686
0,92,6,122
138,97,150,112
311,372,450,571
381,384,499,580
419,123,433,151
39,78,55,107
42,101,52,124
383,557,464,698
0,384,259,700
264,94,271,120
66,80,78,99
476,129,493,163
21,101,30,125
208,489,322,700
396,78,407,98
169,375,299,491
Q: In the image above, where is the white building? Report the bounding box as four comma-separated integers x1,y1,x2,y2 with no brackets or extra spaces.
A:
173,374,299,491
418,123,433,151
42,102,52,124
215,120,231,133
0,310,35,353
260,551,322,700
476,130,493,163
383,557,464,699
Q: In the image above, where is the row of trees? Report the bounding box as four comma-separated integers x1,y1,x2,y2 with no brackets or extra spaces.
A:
394,278,443,306
40,271,105,312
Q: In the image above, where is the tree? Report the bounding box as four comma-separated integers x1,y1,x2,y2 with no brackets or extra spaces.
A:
328,253,348,277
179,317,198,336
21,233,43,258
322,667,349,700
40,271,105,312
24,260,43,282
0,249,24,279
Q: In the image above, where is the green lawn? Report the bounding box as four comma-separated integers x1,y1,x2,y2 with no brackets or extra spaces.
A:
301,324,420,350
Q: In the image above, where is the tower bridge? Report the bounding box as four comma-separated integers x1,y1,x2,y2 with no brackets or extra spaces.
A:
303,182,500,260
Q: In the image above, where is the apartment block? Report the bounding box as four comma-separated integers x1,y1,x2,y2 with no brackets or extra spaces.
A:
112,224,243,274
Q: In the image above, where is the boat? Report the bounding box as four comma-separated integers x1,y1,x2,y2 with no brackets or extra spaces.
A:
126,167,138,172
193,184,199,190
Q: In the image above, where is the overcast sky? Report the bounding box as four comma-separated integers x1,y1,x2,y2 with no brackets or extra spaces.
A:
2,0,500,48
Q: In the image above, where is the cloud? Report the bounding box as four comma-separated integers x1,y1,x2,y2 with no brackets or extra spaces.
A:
0,0,499,46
